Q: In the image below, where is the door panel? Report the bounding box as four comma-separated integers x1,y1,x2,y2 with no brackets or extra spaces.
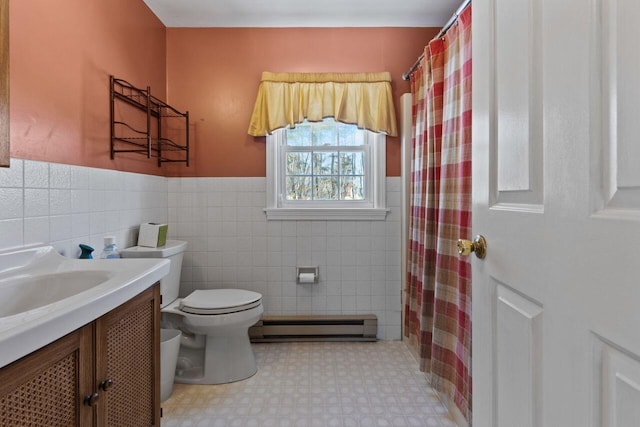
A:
603,345,640,427
496,284,543,427
609,0,640,189
494,0,543,206
596,0,640,213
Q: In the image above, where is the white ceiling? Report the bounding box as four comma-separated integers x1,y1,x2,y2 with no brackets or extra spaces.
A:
142,0,463,28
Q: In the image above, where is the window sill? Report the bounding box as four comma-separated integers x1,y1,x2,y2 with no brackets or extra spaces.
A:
264,208,389,221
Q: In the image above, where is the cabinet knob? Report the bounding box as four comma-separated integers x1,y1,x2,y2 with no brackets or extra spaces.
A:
84,392,100,406
99,379,114,392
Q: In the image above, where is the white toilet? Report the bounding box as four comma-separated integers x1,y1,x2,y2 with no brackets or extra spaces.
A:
120,240,263,386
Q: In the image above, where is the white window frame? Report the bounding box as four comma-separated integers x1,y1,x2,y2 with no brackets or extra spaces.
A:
265,123,388,221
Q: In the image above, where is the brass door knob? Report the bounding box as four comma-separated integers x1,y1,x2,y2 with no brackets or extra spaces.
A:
457,235,487,259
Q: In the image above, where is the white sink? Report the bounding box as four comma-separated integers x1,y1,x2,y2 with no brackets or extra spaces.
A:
0,270,113,318
0,244,170,368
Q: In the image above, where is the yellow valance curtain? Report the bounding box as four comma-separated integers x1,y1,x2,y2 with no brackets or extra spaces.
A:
248,72,398,137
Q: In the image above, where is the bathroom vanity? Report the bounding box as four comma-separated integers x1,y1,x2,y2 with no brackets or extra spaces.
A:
0,285,160,426
0,244,170,426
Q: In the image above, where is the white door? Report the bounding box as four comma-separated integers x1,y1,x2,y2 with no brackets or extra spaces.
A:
473,0,640,426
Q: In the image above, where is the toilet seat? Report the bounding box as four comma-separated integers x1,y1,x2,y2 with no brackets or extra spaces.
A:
179,289,262,315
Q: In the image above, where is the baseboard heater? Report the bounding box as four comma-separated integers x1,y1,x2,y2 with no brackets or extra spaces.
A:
249,314,377,342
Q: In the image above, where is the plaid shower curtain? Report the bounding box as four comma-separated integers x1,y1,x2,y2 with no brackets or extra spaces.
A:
405,5,472,423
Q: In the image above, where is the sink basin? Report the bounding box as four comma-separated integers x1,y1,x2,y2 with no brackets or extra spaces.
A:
0,270,112,318
0,243,170,369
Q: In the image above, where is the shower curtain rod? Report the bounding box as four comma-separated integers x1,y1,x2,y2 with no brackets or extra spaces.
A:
402,0,471,81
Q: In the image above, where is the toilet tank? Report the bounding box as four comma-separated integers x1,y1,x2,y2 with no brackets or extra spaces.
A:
120,240,187,309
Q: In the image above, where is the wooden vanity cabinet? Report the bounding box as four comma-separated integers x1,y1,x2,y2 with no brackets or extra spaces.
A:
0,323,94,426
95,284,161,427
0,284,161,427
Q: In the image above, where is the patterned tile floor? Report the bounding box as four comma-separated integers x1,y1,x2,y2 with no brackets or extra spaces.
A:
161,341,457,427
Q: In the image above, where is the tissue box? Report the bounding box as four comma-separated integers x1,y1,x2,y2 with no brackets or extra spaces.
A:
137,223,168,247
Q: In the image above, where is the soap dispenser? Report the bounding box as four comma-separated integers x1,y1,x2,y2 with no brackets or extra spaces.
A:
100,236,120,259
78,244,94,259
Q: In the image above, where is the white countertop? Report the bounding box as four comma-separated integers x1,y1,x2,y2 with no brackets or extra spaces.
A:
0,244,169,368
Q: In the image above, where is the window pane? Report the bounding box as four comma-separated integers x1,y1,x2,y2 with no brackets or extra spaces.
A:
286,177,312,200
277,118,377,207
286,126,311,146
341,176,365,200
312,124,337,146
313,152,339,175
339,152,365,175
314,176,339,200
286,152,311,175
338,123,365,146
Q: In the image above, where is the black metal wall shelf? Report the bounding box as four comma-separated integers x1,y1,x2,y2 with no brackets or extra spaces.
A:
110,76,190,166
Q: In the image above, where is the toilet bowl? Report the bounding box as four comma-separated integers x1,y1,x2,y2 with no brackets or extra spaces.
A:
120,240,263,387
163,289,263,384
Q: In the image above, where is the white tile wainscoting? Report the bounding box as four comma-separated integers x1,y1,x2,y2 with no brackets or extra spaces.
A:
0,159,168,257
168,177,403,340
0,159,403,340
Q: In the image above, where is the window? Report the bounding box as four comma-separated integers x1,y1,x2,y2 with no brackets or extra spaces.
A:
266,118,387,220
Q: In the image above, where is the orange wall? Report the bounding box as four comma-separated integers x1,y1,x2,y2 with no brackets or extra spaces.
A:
10,0,167,175
10,5,438,178
164,27,438,177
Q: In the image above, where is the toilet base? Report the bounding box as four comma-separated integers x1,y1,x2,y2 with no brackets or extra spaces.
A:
163,297,263,385
174,332,257,384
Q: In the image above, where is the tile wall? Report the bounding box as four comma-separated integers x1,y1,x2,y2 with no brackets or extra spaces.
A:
0,160,403,340
0,159,168,256
167,177,403,340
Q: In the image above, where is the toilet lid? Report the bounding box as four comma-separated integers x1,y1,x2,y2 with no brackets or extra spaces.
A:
180,289,262,315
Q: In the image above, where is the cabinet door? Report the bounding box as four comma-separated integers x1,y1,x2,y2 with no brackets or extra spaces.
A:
0,325,93,427
95,285,160,427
